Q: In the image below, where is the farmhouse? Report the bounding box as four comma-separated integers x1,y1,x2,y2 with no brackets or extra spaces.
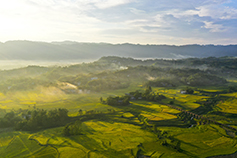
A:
180,90,187,94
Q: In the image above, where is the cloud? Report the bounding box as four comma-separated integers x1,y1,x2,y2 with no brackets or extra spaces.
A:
130,8,146,15
89,0,135,9
202,21,226,32
0,0,236,44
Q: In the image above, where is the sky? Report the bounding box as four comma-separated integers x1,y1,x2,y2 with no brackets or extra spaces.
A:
0,0,237,45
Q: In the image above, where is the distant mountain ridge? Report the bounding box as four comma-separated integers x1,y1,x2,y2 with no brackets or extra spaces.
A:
0,41,236,60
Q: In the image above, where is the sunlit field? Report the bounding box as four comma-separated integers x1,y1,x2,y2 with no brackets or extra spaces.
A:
0,0,237,155
1,57,237,157
0,86,237,157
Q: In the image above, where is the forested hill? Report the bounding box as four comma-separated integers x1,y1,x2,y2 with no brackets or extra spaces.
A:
0,56,235,93
0,41,236,60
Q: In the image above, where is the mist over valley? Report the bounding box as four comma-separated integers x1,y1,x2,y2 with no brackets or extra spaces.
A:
0,41,236,61
1,0,237,157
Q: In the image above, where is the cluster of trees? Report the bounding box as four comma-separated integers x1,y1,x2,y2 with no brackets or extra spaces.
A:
59,71,131,92
83,78,129,92
140,87,166,101
128,87,166,102
15,108,69,131
177,112,196,125
102,87,166,106
78,108,116,116
0,108,69,131
183,87,194,94
226,86,237,93
186,73,227,86
0,77,58,93
146,71,226,87
0,111,22,128
103,96,130,106
63,120,82,136
146,78,177,87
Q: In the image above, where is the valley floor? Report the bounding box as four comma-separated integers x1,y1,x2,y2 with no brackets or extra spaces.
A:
0,85,237,158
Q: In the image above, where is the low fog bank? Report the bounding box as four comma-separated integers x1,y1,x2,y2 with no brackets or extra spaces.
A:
0,56,189,70
0,59,95,70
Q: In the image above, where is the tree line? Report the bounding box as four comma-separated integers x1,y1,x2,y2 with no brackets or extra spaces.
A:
0,108,69,131
101,87,166,106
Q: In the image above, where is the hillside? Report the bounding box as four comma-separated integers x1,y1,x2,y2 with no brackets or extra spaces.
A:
0,56,234,94
0,56,237,157
0,41,236,60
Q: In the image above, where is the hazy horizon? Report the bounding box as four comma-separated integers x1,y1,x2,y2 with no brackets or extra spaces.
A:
0,59,98,70
1,40,237,46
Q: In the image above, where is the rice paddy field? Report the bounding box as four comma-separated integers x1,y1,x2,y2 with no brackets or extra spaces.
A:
0,84,237,157
0,122,236,157
152,87,210,110
219,92,237,113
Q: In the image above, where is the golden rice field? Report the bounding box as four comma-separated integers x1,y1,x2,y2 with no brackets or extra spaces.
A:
1,85,237,157
216,97,237,114
151,87,210,110
1,122,236,158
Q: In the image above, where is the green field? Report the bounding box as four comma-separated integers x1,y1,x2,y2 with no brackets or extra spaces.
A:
1,121,236,157
0,81,237,157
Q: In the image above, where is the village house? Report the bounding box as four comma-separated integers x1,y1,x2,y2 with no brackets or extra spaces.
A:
180,90,187,94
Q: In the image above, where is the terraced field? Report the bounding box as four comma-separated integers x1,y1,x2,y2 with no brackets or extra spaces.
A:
1,85,237,157
1,122,236,157
0,132,58,158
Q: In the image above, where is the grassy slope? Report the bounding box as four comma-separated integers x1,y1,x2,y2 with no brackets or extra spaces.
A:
0,84,237,157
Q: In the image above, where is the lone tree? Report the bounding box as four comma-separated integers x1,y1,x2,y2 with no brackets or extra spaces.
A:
100,97,103,103
78,109,83,115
